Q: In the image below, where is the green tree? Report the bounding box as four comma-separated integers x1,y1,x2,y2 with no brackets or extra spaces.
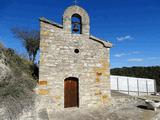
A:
12,28,40,63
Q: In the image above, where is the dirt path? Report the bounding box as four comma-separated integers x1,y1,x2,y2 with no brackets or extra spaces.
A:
46,92,160,120
47,104,160,120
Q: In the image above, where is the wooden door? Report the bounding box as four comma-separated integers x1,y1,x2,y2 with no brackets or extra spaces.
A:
64,77,79,108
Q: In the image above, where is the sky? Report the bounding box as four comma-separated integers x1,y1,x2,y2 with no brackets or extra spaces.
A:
0,0,160,68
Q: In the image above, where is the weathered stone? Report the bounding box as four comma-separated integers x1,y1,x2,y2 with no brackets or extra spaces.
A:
39,81,48,86
37,5,112,112
38,89,49,95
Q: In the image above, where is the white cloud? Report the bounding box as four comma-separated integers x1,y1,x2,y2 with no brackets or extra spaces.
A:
116,35,134,42
128,58,143,62
131,51,140,54
148,57,159,60
114,51,140,58
114,53,127,57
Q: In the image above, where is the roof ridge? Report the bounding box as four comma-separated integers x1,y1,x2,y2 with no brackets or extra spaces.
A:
40,17,63,28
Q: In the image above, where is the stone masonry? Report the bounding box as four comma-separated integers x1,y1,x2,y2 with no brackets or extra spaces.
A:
37,5,112,112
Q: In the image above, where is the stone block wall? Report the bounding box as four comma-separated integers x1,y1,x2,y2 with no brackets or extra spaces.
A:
37,5,112,111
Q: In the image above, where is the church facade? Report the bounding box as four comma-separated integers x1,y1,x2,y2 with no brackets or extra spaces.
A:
38,5,112,110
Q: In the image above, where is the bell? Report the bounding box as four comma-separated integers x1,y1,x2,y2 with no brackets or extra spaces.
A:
72,22,80,33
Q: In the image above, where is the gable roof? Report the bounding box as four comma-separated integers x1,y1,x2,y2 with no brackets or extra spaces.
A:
40,17,63,28
40,17,112,48
89,35,112,48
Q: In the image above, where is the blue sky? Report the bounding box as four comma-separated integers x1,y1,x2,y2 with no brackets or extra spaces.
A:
0,0,160,68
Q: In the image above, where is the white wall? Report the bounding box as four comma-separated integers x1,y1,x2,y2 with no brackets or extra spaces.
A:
110,75,156,96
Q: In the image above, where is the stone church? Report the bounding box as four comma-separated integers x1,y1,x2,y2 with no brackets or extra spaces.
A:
37,5,112,110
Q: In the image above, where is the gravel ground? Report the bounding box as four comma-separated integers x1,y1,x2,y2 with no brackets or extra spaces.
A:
18,100,160,120
1,90,160,120
46,91,160,120
48,104,160,120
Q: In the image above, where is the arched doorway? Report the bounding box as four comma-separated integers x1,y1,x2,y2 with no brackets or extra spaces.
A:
64,77,79,108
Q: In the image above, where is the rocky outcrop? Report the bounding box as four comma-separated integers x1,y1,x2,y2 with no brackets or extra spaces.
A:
0,53,12,86
0,45,37,120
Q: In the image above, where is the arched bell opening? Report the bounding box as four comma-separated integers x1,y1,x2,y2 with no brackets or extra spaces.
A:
63,6,90,35
71,14,82,34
